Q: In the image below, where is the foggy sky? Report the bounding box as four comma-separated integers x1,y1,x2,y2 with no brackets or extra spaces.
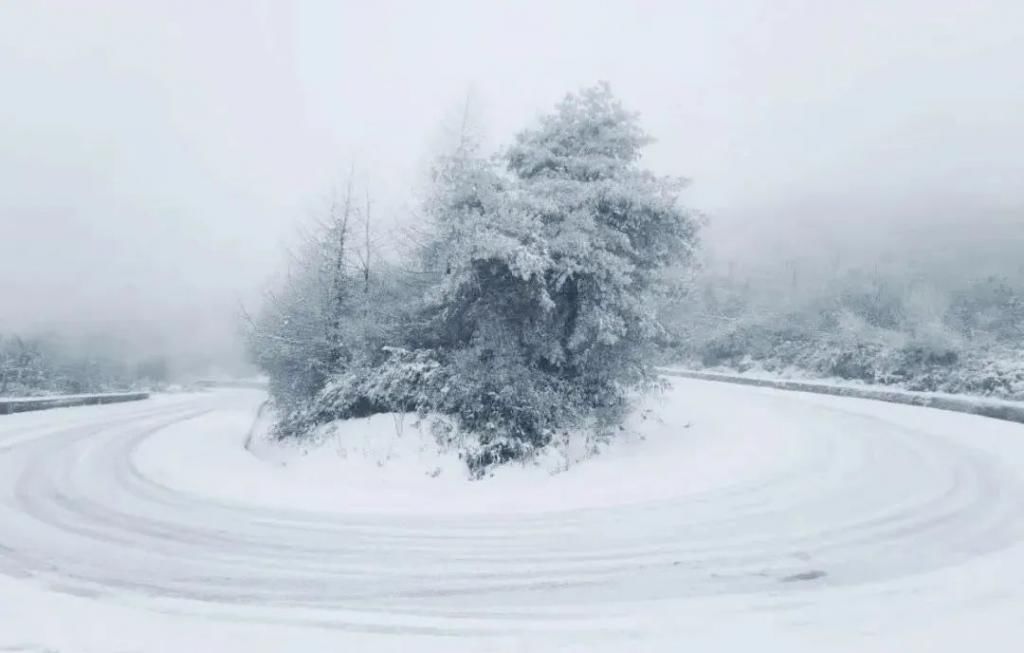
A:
2,1,1022,367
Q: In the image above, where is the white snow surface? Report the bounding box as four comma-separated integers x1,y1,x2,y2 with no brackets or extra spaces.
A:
1,381,1024,651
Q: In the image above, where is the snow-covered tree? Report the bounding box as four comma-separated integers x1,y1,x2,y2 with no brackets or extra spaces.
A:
246,179,360,424
246,177,423,433
249,84,701,472
420,83,700,468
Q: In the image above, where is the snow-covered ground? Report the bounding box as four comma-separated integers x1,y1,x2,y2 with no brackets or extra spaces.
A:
1,380,1024,651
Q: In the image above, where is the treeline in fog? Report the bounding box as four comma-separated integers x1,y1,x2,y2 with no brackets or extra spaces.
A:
667,254,1024,400
0,332,170,397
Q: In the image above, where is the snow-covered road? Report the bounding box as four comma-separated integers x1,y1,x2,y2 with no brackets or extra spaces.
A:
1,380,1023,652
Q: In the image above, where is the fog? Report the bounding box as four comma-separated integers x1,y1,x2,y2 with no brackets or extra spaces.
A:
2,0,1022,375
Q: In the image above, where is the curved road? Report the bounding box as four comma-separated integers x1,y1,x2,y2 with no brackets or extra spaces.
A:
1,381,1023,652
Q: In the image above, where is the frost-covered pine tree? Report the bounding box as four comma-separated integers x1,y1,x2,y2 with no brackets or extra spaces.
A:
424,83,700,468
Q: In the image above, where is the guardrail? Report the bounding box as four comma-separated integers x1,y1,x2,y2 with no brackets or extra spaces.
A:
659,368,1024,426
195,379,268,390
0,392,150,415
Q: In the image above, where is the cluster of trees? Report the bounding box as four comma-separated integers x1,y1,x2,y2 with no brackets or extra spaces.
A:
0,332,169,397
247,84,700,473
669,263,1024,398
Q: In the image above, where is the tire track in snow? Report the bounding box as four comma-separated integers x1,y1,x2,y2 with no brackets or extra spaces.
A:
0,384,1023,638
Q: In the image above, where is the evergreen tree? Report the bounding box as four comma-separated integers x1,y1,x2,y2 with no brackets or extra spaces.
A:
422,83,700,467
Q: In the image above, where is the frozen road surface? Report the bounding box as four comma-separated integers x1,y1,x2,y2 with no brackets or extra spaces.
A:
1,380,1023,652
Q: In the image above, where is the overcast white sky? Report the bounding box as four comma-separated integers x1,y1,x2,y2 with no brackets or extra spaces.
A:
1,1,1022,363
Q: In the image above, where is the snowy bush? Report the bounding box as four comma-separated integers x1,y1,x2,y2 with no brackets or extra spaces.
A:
946,276,1024,344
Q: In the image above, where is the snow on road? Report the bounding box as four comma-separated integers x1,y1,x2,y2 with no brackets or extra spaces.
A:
1,381,1023,652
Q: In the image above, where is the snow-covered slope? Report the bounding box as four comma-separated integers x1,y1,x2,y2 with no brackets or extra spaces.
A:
1,381,1023,652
